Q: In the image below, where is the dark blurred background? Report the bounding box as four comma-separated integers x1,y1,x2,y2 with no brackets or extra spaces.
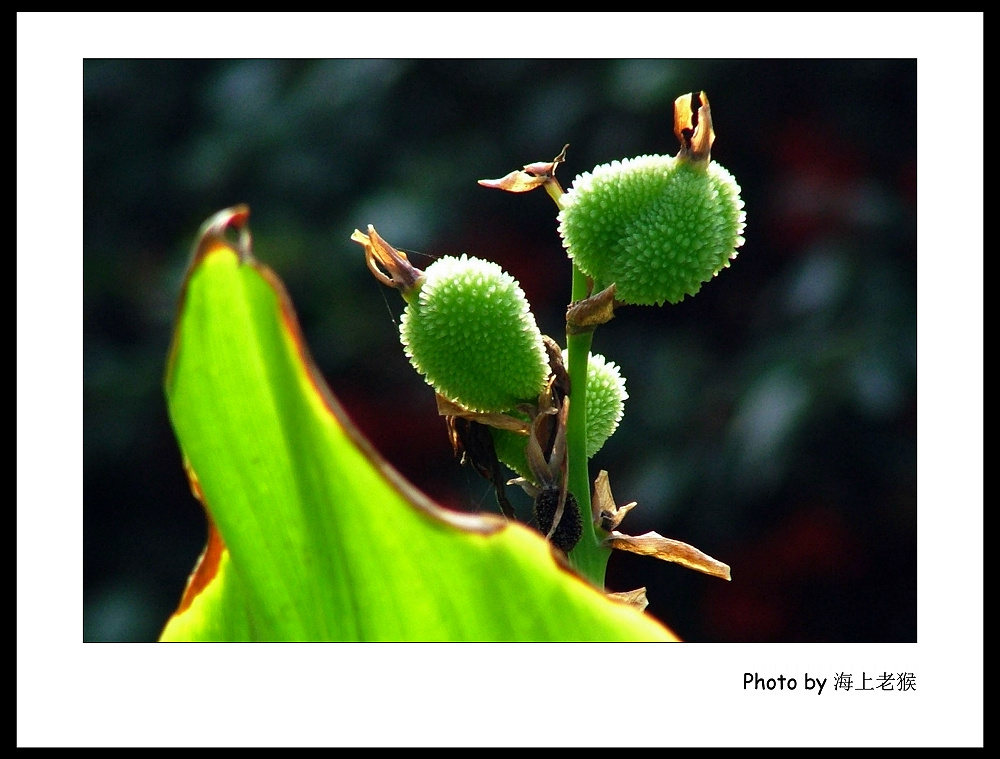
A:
83,59,916,642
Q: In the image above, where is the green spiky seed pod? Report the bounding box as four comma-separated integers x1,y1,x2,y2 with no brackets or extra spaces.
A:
557,92,746,306
490,351,627,483
400,254,550,413
574,350,628,458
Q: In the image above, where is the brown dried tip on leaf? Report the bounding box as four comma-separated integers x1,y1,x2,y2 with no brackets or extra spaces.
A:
351,225,424,297
192,204,255,269
478,145,569,194
591,469,637,531
566,283,617,335
606,531,732,581
606,587,649,613
674,91,715,163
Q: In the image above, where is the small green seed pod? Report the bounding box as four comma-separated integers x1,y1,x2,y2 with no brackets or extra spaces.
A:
557,92,746,306
576,350,628,459
400,254,550,413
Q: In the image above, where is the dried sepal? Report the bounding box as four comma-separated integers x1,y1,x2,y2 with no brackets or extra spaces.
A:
566,283,617,334
436,394,532,435
591,470,730,580
540,335,570,400
478,145,569,202
351,225,424,299
674,91,715,164
477,170,549,194
591,469,636,531
606,531,731,581
521,143,569,177
606,587,649,612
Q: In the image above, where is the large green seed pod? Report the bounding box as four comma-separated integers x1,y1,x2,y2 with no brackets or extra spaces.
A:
400,254,550,413
557,92,746,306
491,350,627,483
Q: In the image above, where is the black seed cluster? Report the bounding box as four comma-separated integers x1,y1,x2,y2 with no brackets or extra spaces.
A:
533,488,583,554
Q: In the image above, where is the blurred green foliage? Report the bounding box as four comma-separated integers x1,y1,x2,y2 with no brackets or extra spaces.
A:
84,59,915,642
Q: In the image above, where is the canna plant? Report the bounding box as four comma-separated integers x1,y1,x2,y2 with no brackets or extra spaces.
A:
161,92,741,641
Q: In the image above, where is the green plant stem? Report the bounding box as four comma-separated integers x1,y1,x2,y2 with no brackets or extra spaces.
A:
547,179,611,587
566,263,612,586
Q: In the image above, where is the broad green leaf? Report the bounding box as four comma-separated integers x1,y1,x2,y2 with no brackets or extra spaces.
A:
161,206,677,641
